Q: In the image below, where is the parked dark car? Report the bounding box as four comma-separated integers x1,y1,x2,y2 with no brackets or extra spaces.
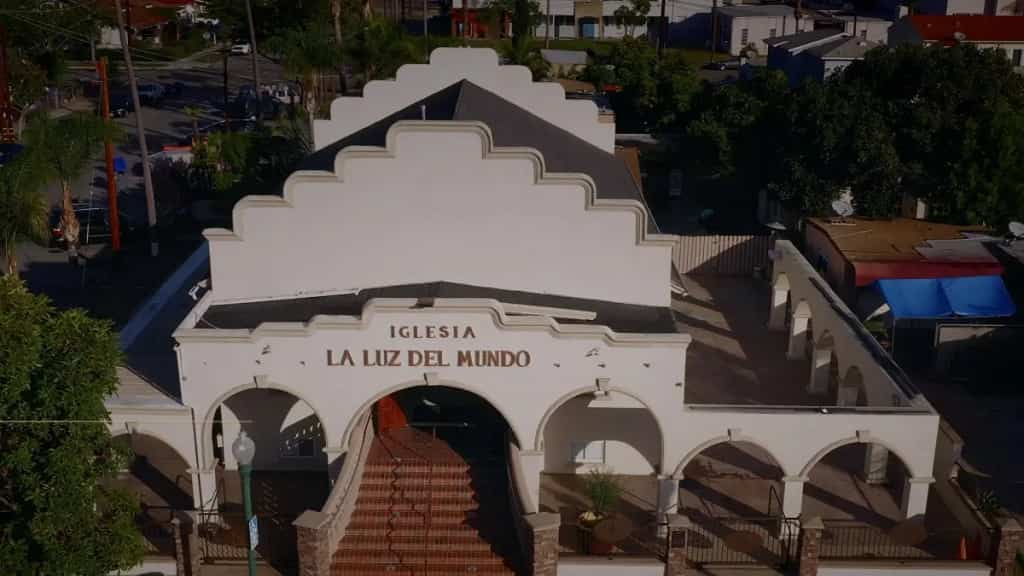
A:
109,92,133,117
164,81,186,97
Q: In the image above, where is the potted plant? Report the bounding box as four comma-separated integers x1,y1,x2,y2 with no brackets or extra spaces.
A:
578,469,623,554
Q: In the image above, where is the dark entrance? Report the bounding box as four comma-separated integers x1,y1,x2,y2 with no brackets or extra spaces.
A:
375,386,510,462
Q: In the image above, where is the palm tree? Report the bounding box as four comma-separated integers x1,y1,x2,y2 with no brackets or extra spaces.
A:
0,149,50,276
266,22,343,133
22,111,120,260
183,106,203,143
346,17,419,86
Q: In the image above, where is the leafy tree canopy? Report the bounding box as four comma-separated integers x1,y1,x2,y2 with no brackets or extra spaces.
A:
676,44,1024,227
0,277,144,575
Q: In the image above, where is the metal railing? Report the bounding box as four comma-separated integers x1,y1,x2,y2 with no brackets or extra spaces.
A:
136,511,176,556
196,510,299,568
819,519,988,562
686,516,799,568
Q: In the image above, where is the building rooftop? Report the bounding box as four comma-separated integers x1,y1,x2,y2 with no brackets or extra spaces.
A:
198,281,680,334
806,217,995,263
807,36,881,59
540,49,589,66
765,28,844,48
905,14,1024,43
301,79,658,235
718,4,800,17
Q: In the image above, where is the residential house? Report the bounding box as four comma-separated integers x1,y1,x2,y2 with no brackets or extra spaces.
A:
889,15,1024,67
768,30,881,83
717,4,814,55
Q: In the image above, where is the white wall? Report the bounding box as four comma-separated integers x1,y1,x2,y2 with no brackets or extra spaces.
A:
176,301,690,471
723,14,813,55
315,48,615,153
841,19,892,44
818,562,992,576
558,558,666,576
543,394,661,475
207,124,675,307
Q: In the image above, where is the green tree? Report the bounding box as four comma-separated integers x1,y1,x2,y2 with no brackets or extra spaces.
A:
266,20,343,131
344,16,418,85
0,277,144,574
22,112,120,259
0,149,50,275
613,0,651,37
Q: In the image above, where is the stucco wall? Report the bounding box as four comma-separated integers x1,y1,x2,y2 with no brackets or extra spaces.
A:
314,48,615,153
176,301,690,471
218,388,327,471
818,562,992,576
722,14,812,55
542,394,661,475
206,124,675,307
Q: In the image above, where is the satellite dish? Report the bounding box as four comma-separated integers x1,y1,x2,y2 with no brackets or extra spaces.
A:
765,221,787,232
831,199,855,218
1010,221,1024,239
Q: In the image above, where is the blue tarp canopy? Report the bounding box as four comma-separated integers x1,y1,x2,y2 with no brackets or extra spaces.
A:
875,276,1016,319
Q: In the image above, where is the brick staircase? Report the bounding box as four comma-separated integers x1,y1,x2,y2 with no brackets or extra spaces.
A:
332,427,522,575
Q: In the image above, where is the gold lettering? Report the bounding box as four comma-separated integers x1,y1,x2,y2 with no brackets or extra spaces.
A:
398,326,410,338
457,350,473,366
439,326,450,338
426,326,435,338
464,326,476,339
408,350,424,367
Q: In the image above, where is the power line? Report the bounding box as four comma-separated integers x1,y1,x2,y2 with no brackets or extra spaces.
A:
9,13,176,62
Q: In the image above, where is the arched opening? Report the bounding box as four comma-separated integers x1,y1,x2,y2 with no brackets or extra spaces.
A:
379,385,514,462
538,391,664,555
334,385,523,574
109,433,192,557
679,441,785,519
802,441,913,525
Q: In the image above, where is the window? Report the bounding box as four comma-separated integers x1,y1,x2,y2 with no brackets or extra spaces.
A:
740,28,749,45
1013,49,1023,67
571,441,606,464
860,29,867,39
769,28,777,38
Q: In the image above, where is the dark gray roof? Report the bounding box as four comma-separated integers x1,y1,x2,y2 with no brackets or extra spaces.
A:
806,36,880,59
765,28,845,48
199,281,679,334
301,80,659,234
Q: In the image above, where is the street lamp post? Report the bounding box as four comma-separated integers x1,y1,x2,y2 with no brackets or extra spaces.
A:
232,431,257,576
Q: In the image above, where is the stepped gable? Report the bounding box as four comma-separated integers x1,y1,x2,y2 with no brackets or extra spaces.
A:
333,428,520,575
302,79,658,235
204,120,674,306
314,47,615,153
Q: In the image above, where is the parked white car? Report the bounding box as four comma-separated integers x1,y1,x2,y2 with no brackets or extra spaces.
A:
230,43,252,55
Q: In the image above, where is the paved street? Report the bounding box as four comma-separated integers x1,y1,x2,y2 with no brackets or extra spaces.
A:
15,53,289,323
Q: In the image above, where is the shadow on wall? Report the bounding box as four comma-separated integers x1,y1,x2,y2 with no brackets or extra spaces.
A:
221,388,329,472
543,395,661,475
113,433,193,509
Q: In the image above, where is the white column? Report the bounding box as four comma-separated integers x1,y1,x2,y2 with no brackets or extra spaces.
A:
781,476,804,518
787,313,810,359
768,287,788,330
901,477,933,518
519,450,544,515
190,467,220,513
657,475,680,521
862,444,890,484
807,346,832,395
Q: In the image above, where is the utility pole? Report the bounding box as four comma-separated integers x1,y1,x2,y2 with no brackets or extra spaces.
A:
243,0,262,120
97,58,121,253
657,0,667,59
545,0,551,48
0,23,14,143
424,0,429,62
223,48,230,124
113,0,159,257
709,0,718,64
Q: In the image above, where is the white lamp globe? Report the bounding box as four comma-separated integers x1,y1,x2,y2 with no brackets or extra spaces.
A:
231,430,256,467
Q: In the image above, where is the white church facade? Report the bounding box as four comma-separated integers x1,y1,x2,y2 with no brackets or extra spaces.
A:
106,49,975,576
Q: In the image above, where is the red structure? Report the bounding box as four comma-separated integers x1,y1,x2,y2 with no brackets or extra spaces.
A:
373,394,408,432
449,9,509,39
